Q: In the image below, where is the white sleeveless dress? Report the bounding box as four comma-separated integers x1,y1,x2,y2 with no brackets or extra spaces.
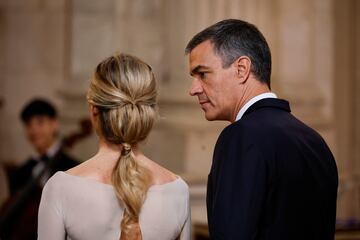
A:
38,171,191,240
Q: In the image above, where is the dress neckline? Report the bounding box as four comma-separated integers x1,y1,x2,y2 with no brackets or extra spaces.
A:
57,171,182,192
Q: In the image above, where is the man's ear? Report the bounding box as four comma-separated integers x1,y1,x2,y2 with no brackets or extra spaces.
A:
234,56,251,84
53,119,60,133
54,119,59,129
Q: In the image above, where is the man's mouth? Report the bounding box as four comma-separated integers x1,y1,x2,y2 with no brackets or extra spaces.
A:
199,100,211,109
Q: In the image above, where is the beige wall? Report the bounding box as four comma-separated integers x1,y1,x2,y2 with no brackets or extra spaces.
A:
0,0,69,164
0,0,359,220
334,0,360,219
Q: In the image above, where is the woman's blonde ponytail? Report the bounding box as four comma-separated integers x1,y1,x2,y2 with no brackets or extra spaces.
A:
87,53,157,239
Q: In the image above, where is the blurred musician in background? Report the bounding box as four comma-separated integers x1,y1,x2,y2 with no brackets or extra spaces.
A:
0,98,79,240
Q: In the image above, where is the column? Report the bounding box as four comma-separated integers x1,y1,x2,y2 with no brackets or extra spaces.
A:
59,0,116,160
0,0,69,164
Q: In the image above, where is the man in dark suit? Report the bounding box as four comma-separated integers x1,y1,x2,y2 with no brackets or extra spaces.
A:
9,99,78,192
1,99,78,240
185,19,338,239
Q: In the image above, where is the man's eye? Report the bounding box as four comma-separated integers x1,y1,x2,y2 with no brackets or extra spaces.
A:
199,72,206,79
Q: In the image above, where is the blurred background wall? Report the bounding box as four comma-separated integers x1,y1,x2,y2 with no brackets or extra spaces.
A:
0,0,359,231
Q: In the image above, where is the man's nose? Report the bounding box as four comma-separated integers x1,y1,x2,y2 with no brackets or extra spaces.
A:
189,78,203,96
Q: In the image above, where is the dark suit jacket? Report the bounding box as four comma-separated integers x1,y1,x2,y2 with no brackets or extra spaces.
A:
3,146,78,240
207,98,338,240
8,147,77,194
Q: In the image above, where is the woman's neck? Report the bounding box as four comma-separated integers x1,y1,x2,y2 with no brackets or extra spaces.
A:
95,139,142,166
97,140,121,158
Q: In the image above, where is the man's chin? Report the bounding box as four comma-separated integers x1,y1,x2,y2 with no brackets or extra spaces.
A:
204,112,217,121
204,111,229,122
32,142,49,153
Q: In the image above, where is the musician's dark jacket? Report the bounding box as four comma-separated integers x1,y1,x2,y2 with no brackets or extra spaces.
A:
207,98,338,240
2,144,77,240
9,147,77,194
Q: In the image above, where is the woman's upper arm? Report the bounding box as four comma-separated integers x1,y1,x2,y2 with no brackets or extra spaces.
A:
38,176,66,240
179,212,191,240
179,185,191,240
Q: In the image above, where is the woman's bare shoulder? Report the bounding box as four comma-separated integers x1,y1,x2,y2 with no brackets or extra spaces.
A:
141,156,179,185
65,158,111,184
66,160,89,176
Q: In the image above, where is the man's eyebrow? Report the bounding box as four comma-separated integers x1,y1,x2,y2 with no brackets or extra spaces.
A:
190,65,210,76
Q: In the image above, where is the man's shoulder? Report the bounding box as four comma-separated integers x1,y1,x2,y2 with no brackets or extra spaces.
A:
58,150,77,162
10,157,38,174
218,116,269,141
215,120,264,154
53,148,79,169
217,107,319,148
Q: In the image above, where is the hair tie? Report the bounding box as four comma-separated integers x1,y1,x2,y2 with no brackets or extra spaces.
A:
121,143,132,156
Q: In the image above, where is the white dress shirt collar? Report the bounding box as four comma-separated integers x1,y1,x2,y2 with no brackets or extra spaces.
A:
235,92,277,121
32,138,62,161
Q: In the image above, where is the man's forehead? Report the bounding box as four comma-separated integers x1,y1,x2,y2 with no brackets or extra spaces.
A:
189,40,215,62
189,40,222,73
27,115,56,124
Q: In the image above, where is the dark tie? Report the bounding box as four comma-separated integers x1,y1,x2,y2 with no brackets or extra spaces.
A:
40,154,50,163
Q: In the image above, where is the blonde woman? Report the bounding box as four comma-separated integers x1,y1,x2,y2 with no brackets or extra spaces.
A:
37,54,191,240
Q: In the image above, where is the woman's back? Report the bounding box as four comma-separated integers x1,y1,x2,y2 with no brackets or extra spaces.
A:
38,171,191,240
38,53,191,240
